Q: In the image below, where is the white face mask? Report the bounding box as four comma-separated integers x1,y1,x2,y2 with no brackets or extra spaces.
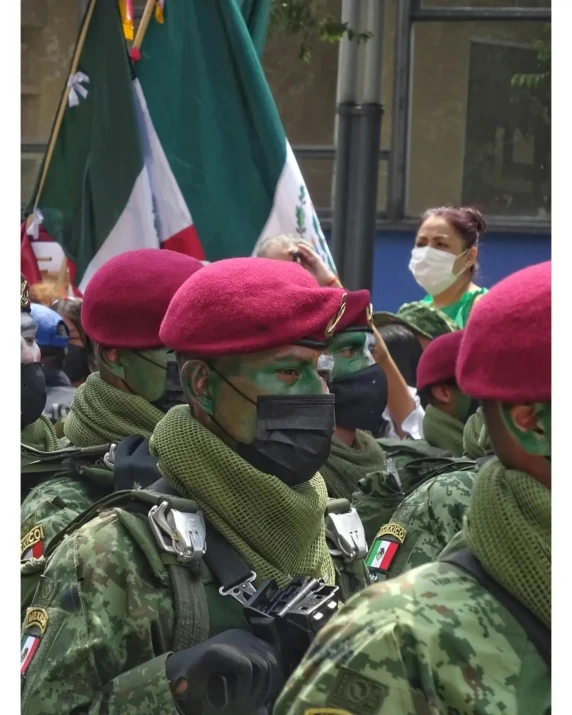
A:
408,246,469,296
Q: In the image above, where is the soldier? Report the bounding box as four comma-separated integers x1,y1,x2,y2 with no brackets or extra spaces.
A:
21,276,61,455
21,249,203,561
21,257,370,714
274,261,551,715
29,303,76,430
417,330,478,456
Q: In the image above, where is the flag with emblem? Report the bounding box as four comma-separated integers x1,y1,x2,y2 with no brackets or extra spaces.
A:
23,0,170,293
20,634,41,676
366,539,399,572
133,0,335,270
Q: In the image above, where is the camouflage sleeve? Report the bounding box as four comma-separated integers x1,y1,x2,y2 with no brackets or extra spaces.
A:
376,470,476,578
274,562,550,715
21,510,181,715
21,477,98,560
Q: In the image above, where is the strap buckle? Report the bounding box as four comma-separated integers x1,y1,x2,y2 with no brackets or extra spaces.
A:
219,572,258,607
148,501,207,563
103,444,117,470
325,508,368,563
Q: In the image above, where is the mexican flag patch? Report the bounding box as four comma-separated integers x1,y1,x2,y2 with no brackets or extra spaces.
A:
365,523,407,575
20,634,41,676
21,525,44,561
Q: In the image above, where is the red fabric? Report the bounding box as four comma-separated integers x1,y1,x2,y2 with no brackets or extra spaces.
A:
334,289,372,333
83,249,203,349
20,224,42,285
417,330,464,391
129,47,142,62
161,224,205,260
457,261,551,402
160,257,350,356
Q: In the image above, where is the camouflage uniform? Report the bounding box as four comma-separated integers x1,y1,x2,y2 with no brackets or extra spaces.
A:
274,562,550,715
21,258,371,714
373,301,459,341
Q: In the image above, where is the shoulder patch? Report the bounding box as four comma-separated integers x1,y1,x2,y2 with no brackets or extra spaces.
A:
366,524,407,575
35,576,60,608
23,607,49,635
376,522,407,544
327,667,387,714
21,525,44,561
21,607,48,678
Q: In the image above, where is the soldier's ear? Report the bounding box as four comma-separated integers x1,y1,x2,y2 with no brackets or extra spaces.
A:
180,359,214,414
97,347,125,379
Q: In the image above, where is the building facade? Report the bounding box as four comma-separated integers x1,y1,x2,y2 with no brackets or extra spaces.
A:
21,0,551,309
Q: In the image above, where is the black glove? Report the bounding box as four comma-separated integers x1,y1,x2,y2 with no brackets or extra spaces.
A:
113,435,162,491
165,629,284,714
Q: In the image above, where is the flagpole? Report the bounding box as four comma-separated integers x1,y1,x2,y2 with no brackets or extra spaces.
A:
30,0,97,217
130,0,156,58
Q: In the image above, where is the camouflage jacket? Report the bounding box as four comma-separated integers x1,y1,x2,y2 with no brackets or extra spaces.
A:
274,561,550,715
21,445,112,564
365,465,477,580
21,492,368,714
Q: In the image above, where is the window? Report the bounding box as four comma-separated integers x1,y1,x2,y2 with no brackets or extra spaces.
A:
406,20,549,218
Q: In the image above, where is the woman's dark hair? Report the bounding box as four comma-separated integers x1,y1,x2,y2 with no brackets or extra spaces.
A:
378,323,424,397
421,206,486,275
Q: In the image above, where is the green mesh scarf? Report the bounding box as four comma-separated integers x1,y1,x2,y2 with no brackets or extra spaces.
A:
150,406,335,588
64,373,164,447
21,417,62,465
319,431,386,501
465,458,551,627
422,405,465,457
463,407,493,459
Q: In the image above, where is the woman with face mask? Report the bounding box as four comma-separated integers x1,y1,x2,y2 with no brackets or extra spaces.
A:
409,206,488,328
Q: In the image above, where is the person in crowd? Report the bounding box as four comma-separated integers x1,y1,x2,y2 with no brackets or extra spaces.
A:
254,233,343,287
417,330,477,456
21,249,203,560
21,277,61,455
274,260,550,715
373,302,458,437
319,301,392,501
50,297,96,385
409,205,488,327
21,258,369,714
29,303,76,429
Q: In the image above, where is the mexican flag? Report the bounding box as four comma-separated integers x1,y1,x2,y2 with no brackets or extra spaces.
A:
24,0,335,292
24,0,162,292
133,0,335,270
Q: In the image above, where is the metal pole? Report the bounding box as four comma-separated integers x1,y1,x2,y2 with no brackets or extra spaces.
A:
331,0,361,278
387,0,414,221
342,0,385,291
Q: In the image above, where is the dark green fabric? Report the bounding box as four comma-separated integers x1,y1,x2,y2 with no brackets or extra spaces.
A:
319,431,386,501
422,405,465,457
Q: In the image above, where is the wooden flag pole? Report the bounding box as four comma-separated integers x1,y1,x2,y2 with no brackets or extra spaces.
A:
130,0,156,58
30,0,98,222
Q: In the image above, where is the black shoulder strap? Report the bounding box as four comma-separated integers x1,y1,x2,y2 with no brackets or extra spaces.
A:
443,548,550,668
148,478,254,592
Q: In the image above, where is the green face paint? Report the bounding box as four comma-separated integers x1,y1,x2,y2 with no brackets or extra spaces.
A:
501,401,551,458
328,330,375,380
452,390,477,424
100,347,168,403
201,347,327,444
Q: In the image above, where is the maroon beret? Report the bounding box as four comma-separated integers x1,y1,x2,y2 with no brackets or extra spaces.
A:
334,290,373,334
83,249,203,349
417,330,464,391
160,257,349,356
457,261,551,403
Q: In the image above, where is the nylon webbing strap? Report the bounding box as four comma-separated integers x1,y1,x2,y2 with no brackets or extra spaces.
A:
168,559,209,652
442,548,551,668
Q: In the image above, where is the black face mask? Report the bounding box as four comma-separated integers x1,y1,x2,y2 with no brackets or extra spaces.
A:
63,344,91,384
151,361,186,413
208,365,336,487
21,363,47,429
328,364,387,432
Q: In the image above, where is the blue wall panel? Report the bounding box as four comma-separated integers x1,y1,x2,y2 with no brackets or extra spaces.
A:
324,230,551,313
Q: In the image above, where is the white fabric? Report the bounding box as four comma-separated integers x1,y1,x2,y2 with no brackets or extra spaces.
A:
256,140,336,274
382,385,425,440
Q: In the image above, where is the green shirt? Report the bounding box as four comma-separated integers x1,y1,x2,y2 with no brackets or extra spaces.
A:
422,286,488,328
